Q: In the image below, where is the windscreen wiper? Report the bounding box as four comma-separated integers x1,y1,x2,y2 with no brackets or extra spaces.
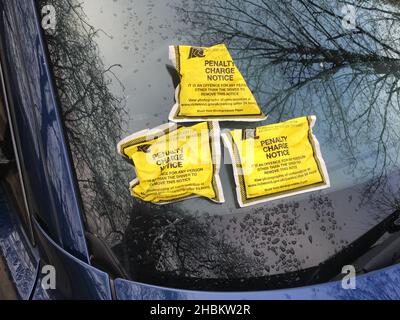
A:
130,211,400,292
308,210,400,284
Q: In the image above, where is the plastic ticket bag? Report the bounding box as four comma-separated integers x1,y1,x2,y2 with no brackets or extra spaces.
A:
117,122,224,205
222,116,330,207
169,44,267,122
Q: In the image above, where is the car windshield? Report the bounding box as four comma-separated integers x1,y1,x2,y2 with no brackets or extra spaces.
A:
39,0,400,290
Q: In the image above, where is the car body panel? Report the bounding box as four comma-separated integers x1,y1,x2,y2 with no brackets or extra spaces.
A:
0,183,38,300
0,0,89,263
0,0,399,300
30,217,112,300
114,263,400,300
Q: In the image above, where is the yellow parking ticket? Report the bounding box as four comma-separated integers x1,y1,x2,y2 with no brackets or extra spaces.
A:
169,44,267,122
222,116,330,207
117,122,224,204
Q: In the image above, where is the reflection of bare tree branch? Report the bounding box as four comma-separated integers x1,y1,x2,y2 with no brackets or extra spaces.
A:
40,0,131,244
41,0,280,285
178,0,400,207
40,0,400,288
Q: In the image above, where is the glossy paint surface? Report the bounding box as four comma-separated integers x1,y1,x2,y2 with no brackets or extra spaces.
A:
31,218,112,300
0,184,38,300
115,263,400,300
0,0,89,262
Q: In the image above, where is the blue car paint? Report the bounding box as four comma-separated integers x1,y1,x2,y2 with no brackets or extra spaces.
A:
0,0,89,263
0,184,38,300
30,217,112,300
0,0,399,300
114,264,400,300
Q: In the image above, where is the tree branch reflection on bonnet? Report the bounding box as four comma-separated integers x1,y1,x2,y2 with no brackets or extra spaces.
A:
177,0,400,207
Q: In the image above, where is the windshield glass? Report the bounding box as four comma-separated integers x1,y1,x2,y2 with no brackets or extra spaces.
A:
39,0,400,290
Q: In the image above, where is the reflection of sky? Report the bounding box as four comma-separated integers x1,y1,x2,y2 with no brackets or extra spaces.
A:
82,0,184,131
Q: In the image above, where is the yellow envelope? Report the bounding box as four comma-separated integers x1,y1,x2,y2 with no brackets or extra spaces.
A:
169,44,267,122
222,116,330,207
118,122,224,204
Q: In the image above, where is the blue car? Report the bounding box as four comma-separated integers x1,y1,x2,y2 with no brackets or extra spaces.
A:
1,0,400,300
